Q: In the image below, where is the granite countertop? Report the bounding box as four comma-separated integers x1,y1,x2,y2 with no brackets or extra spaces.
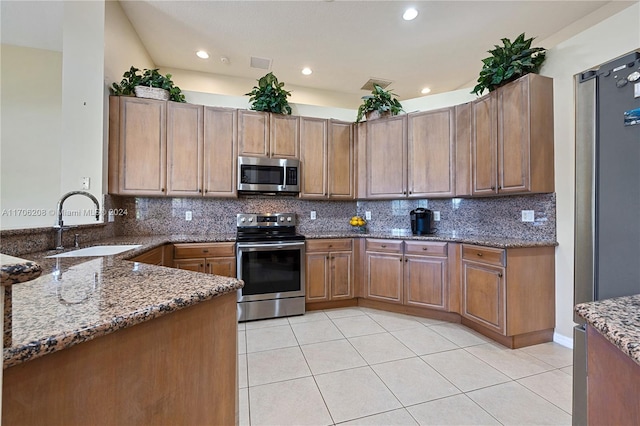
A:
303,230,558,248
2,230,554,368
0,253,42,285
2,235,242,368
575,295,640,366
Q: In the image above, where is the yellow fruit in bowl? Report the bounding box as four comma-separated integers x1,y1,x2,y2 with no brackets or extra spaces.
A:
357,218,365,226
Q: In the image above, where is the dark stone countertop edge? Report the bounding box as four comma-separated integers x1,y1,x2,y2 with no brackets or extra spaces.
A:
575,295,640,367
301,231,558,248
0,260,43,286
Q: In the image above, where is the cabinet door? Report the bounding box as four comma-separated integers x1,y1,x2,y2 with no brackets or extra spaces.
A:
206,256,236,277
130,246,164,266
498,76,530,193
407,108,455,197
365,251,403,303
328,120,354,199
173,258,206,273
306,252,330,302
455,102,472,197
330,251,354,300
366,115,407,198
270,114,299,158
117,97,167,195
166,102,203,196
300,117,328,198
462,260,505,333
238,110,269,157
404,255,448,310
203,107,237,197
471,94,498,196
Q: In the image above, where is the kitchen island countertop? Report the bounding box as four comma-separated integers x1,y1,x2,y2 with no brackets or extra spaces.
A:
575,295,640,366
2,235,242,368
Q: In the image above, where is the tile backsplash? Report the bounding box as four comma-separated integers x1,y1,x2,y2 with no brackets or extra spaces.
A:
112,193,556,241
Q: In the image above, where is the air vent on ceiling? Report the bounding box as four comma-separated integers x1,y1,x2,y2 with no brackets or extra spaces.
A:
250,56,272,70
360,78,393,91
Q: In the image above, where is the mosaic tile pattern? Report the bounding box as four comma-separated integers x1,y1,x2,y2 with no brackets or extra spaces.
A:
3,236,243,368
112,193,556,243
575,295,640,366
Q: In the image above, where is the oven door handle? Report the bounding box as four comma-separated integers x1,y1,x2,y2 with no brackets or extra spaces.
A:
236,241,305,251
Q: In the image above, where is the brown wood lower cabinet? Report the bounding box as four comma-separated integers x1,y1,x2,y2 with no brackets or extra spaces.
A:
586,325,640,424
306,239,354,303
404,241,449,310
172,242,236,277
364,239,449,309
2,292,238,425
461,244,555,348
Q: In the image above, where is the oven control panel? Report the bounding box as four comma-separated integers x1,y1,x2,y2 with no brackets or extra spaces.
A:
237,213,297,227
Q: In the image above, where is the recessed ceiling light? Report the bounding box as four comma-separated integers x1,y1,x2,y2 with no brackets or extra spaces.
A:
302,67,313,75
196,50,209,59
421,87,431,94
403,8,418,21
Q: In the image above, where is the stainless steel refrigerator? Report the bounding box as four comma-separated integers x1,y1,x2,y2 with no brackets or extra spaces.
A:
574,50,640,425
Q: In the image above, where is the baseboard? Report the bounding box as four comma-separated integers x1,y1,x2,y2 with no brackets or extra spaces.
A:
553,332,573,348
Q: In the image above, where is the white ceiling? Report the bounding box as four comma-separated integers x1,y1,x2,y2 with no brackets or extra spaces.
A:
1,1,635,101
117,0,635,100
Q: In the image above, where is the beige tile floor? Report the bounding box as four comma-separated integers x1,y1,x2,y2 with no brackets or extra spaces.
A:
238,307,573,426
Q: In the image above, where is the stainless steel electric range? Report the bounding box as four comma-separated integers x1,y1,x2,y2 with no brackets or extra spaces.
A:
236,213,306,322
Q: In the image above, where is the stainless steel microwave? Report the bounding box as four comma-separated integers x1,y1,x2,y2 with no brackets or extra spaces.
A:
237,156,300,194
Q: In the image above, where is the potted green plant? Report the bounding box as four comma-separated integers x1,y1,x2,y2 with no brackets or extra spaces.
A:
356,84,403,123
472,33,546,96
245,72,292,114
111,66,186,103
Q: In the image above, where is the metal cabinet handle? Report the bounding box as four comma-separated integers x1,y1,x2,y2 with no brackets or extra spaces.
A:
477,252,483,257
381,244,387,248
328,244,333,248
405,258,408,262
490,186,495,190
203,249,209,253
422,247,428,251
498,272,503,278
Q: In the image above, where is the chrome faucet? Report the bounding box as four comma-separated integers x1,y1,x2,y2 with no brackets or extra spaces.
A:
54,191,100,249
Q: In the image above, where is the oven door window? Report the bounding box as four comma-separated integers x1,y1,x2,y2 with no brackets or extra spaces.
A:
241,249,301,295
240,165,284,186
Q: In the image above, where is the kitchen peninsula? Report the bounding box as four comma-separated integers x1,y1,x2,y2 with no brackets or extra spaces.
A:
2,238,242,426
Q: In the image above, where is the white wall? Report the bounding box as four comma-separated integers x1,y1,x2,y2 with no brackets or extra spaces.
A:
0,45,63,229
104,0,154,90
60,1,105,226
541,2,640,344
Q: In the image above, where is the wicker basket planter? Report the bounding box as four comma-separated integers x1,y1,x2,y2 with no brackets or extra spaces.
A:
134,86,170,101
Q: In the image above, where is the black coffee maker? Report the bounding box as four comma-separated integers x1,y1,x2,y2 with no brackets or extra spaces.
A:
410,208,435,235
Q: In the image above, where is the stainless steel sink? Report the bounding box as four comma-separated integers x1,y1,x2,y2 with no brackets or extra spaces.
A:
47,245,142,258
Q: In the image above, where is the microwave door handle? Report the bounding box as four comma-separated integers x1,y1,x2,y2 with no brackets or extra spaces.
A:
282,168,286,190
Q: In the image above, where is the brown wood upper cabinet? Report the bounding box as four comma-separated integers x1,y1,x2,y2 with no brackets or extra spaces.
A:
300,118,354,199
109,96,167,196
305,239,354,302
109,97,237,198
407,108,456,198
363,108,455,199
364,115,407,198
469,74,554,196
237,110,299,159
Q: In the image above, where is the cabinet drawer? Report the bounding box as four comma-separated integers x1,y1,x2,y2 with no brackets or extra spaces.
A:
306,239,352,252
404,241,448,257
462,244,505,266
365,239,403,253
174,242,235,259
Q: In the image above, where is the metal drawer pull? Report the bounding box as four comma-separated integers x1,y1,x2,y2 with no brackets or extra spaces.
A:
203,249,209,253
422,247,428,251
477,252,483,257
498,272,503,277
381,244,387,248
